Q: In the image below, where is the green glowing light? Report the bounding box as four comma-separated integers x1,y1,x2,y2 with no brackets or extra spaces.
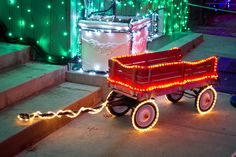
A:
18,20,25,27
63,32,68,36
9,0,16,5
100,2,104,8
20,37,23,40
48,56,52,60
5,0,190,62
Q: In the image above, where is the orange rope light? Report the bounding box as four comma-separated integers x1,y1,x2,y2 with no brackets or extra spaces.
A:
108,75,218,92
111,56,218,70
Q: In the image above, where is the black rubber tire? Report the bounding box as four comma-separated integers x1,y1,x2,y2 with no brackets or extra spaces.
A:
166,91,184,103
107,105,130,117
106,92,137,117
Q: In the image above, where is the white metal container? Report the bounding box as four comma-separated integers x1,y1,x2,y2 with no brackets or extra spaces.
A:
79,16,150,71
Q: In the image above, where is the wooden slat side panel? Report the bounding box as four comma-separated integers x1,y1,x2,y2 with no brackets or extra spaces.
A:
116,49,182,65
150,64,183,76
108,55,217,94
184,59,215,78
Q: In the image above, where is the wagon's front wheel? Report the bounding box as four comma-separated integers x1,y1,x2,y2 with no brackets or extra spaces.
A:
132,99,159,131
195,86,217,114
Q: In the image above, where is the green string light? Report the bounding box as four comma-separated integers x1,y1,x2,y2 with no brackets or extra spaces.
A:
5,0,191,64
63,32,68,36
47,5,51,9
8,32,12,37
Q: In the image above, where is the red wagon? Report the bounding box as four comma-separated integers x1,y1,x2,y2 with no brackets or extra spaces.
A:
106,48,218,131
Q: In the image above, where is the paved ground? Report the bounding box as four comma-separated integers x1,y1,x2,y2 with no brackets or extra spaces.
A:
18,93,236,157
18,34,236,157
184,34,236,60
193,15,236,38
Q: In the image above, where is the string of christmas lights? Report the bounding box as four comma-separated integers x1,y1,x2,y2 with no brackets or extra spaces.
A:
17,100,108,122
3,0,80,63
2,0,190,64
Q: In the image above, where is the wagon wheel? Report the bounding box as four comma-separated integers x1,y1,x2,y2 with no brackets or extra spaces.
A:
195,86,217,114
106,91,136,116
132,99,159,131
166,91,184,103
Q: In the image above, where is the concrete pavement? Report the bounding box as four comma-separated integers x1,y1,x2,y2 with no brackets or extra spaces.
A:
18,93,236,157
184,34,236,60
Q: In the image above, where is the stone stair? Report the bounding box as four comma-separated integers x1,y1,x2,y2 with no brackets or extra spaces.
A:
0,82,101,157
0,62,65,110
148,32,203,56
0,42,30,70
0,42,103,156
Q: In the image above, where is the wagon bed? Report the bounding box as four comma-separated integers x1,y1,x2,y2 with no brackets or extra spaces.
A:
106,49,218,131
108,48,218,101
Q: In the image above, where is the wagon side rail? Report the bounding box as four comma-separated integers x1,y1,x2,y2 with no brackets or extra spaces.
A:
113,48,182,67
108,54,218,99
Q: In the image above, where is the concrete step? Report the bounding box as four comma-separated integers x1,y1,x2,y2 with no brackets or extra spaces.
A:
148,32,203,56
0,62,65,110
66,71,108,101
0,82,102,157
0,42,30,70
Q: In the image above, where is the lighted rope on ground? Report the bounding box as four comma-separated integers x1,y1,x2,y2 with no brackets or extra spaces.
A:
17,100,108,122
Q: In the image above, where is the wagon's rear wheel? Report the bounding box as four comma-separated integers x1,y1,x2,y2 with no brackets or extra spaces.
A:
166,91,184,103
195,86,217,114
106,91,136,116
132,100,159,131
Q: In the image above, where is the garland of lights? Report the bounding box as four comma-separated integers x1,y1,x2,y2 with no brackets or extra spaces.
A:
112,55,217,69
17,92,111,121
4,0,190,64
5,0,80,64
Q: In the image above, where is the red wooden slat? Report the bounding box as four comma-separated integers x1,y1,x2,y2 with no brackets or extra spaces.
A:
116,49,182,65
150,64,183,76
